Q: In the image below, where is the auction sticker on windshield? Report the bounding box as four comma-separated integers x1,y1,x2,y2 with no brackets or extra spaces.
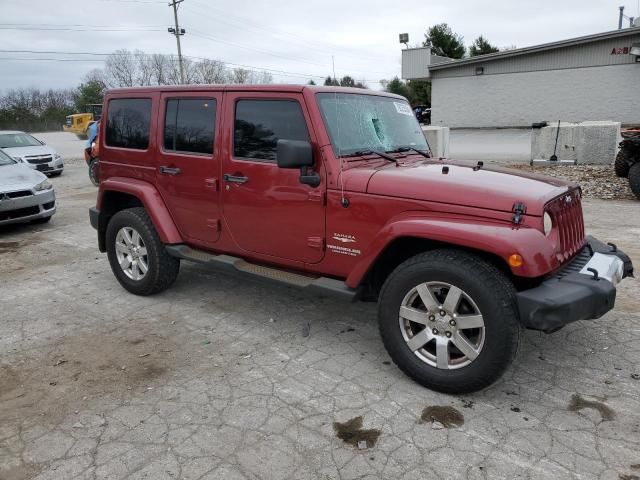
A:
394,102,413,116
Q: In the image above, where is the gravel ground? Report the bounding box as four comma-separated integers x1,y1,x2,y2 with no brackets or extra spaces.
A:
1,133,639,480
508,164,637,201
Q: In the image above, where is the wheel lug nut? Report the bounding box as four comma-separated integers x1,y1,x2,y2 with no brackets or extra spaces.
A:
439,310,447,317
449,319,456,326
445,331,452,338
428,315,436,321
432,328,439,335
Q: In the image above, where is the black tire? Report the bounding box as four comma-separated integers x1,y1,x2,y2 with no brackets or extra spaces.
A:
378,249,520,394
88,158,100,187
615,150,631,178
106,207,180,295
629,162,640,201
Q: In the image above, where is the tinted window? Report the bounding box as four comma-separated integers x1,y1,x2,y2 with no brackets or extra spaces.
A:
164,98,216,154
106,98,152,150
234,100,309,162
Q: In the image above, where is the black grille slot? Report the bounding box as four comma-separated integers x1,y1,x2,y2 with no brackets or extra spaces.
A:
0,206,39,221
7,190,31,198
43,201,55,210
25,155,53,164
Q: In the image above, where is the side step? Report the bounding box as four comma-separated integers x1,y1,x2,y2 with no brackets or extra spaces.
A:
165,244,357,301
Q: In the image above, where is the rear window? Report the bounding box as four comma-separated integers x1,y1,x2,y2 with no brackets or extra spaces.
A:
106,98,152,150
164,98,216,155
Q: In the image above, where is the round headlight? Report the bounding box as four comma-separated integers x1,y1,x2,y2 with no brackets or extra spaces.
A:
543,212,553,236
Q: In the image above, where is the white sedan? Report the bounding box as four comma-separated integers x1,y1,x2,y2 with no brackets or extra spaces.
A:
0,130,64,176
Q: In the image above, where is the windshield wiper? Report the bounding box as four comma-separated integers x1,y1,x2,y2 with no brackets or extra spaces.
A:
387,146,432,159
340,150,397,162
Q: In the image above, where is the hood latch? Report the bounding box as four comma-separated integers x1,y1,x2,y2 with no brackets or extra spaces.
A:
512,202,527,225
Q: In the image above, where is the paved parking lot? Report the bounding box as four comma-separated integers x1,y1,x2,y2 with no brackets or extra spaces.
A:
1,133,640,480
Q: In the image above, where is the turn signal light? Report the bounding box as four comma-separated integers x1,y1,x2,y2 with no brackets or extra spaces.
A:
508,254,524,268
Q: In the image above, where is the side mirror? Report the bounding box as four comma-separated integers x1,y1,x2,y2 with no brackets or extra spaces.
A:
276,139,313,169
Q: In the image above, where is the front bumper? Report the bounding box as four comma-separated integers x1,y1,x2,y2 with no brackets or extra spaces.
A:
517,236,633,332
25,159,64,175
0,188,56,226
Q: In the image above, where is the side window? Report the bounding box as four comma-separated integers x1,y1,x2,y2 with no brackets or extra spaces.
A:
164,98,216,155
234,100,309,162
105,98,152,150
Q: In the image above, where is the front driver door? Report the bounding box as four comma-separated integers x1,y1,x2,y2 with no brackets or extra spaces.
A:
221,92,325,264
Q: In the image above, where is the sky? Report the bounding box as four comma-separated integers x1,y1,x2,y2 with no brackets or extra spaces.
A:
0,0,638,91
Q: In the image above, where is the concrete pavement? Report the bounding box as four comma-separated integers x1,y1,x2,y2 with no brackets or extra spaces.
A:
1,133,639,480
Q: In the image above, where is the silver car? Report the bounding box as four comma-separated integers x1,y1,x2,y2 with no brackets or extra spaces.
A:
0,130,64,176
0,148,56,226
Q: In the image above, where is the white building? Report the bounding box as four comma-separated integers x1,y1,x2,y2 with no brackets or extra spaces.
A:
401,28,640,128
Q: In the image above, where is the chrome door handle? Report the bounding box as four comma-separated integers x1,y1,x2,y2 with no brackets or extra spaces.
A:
223,174,248,184
160,166,182,175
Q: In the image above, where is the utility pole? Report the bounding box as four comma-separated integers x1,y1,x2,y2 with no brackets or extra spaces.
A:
168,0,186,84
619,5,625,29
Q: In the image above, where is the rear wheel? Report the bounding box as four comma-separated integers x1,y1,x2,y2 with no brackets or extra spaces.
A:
378,250,520,393
106,207,180,295
615,150,631,178
629,162,640,200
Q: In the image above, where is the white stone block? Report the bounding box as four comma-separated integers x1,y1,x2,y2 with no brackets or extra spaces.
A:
422,126,450,158
530,121,621,165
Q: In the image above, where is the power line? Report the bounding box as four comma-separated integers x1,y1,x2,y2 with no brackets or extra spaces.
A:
0,26,163,32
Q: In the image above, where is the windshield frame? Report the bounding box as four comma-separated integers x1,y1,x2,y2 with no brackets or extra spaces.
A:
0,133,44,149
315,92,429,157
0,148,17,166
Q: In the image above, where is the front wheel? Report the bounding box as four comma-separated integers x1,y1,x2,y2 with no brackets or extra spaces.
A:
378,250,521,393
106,208,180,295
88,158,100,186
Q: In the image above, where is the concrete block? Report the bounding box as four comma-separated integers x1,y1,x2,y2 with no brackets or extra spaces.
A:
531,121,621,165
422,126,450,158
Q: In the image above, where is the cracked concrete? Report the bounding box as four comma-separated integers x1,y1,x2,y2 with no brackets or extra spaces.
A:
1,149,640,479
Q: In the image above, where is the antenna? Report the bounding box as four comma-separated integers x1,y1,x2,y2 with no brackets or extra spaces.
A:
331,56,347,207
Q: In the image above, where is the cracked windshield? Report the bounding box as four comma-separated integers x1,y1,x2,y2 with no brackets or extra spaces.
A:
316,93,428,156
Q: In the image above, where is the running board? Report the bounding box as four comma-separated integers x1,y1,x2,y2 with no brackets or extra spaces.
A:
165,244,357,301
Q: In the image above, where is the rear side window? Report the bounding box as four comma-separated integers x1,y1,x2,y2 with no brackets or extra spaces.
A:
234,100,309,162
106,98,152,150
164,98,216,155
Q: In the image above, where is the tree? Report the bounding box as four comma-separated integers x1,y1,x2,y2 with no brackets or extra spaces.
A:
384,77,413,102
323,75,366,88
423,23,465,59
469,36,500,57
307,79,316,85
74,73,106,112
324,76,339,86
408,80,431,106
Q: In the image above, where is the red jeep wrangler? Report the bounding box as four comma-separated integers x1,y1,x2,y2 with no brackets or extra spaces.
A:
90,85,633,393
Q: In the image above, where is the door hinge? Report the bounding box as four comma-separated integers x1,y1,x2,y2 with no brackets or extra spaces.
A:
512,202,527,225
307,236,324,250
207,219,221,231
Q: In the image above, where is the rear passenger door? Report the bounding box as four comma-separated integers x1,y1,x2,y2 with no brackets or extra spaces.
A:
156,93,222,247
221,92,325,264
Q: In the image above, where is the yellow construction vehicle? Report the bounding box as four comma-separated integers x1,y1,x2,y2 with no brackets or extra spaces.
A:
63,104,102,139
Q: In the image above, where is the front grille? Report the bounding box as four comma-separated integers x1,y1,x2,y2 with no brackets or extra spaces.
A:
6,190,31,199
546,188,585,262
554,246,590,279
0,205,39,221
25,155,53,164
